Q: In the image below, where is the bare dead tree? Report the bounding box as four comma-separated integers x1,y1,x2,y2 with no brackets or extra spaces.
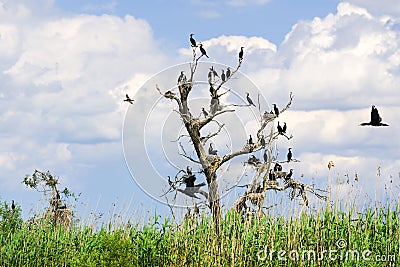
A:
157,36,327,225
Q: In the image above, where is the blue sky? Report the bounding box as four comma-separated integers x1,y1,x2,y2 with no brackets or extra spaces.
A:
1,0,400,222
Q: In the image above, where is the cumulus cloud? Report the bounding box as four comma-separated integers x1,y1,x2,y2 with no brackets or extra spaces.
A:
346,0,400,16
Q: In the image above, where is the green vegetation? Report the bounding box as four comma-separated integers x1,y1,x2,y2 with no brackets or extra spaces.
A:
0,203,398,266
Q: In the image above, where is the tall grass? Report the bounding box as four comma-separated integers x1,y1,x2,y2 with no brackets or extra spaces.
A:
0,205,398,266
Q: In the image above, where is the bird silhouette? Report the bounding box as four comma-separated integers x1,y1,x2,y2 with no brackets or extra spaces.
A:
248,134,253,145
208,143,218,155
260,135,266,147
124,94,134,104
268,169,275,181
274,163,282,172
11,200,15,211
282,122,287,133
285,169,293,181
263,150,268,162
246,92,256,107
202,108,209,117
190,33,197,47
287,148,292,162
199,44,209,58
359,105,389,126
221,69,226,82
277,122,284,134
273,104,279,117
177,71,187,84
239,47,244,62
226,67,231,78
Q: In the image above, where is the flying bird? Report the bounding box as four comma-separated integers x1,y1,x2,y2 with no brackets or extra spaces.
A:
199,44,209,58
177,71,187,84
239,47,244,62
359,105,389,126
202,108,209,117
226,67,231,78
273,104,279,117
190,33,196,47
287,148,292,162
124,94,134,104
208,143,218,155
246,92,256,107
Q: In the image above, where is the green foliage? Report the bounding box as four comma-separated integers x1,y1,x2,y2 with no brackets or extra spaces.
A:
0,207,399,266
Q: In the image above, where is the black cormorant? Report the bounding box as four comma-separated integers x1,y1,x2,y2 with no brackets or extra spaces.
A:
274,163,282,172
190,33,196,47
359,105,389,126
246,92,256,107
248,134,253,145
282,122,287,133
208,143,218,155
11,200,15,211
239,47,244,62
287,148,292,162
285,169,293,181
124,94,134,104
260,135,266,147
177,71,187,84
277,122,284,134
226,67,231,78
268,169,275,181
199,44,209,58
263,150,268,162
202,108,208,117
273,104,279,117
221,69,226,82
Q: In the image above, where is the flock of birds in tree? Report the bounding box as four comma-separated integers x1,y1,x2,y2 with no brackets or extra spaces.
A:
122,33,390,199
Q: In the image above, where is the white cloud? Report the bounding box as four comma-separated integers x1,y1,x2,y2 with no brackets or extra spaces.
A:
346,0,400,16
227,0,271,7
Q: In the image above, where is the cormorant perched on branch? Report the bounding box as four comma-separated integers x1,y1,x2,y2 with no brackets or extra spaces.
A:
190,33,196,47
248,135,253,145
226,67,231,78
239,47,244,62
287,148,292,162
221,69,226,82
260,135,266,147
248,155,261,166
202,107,208,117
177,71,187,84
208,143,218,155
282,122,287,133
263,150,268,162
285,169,293,181
246,92,256,107
273,104,279,117
199,44,209,58
124,94,134,104
359,105,389,126
11,200,15,211
274,163,282,172
268,169,275,181
277,122,284,134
